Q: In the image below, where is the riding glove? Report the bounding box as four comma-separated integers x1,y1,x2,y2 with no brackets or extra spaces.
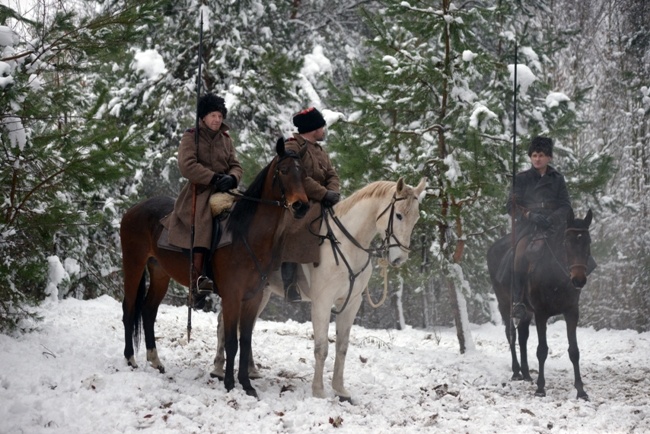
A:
322,190,340,207
528,212,551,229
214,174,237,192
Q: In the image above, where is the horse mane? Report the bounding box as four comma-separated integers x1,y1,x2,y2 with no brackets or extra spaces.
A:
226,160,273,241
335,180,396,216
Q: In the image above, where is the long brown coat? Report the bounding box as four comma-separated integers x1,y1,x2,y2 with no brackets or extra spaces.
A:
281,133,340,264
162,120,242,250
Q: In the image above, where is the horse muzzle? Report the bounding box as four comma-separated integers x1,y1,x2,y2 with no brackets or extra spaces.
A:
388,248,409,267
570,264,588,288
290,201,309,219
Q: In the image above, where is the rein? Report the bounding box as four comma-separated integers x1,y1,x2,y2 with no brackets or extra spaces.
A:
324,192,410,314
233,153,301,299
543,227,590,280
226,153,300,209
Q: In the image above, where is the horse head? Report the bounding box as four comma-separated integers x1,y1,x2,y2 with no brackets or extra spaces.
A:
378,177,427,266
274,137,309,219
565,209,593,288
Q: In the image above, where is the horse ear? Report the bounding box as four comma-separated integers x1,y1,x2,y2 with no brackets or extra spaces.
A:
276,137,285,156
415,177,427,202
584,209,593,226
567,208,575,226
396,177,405,193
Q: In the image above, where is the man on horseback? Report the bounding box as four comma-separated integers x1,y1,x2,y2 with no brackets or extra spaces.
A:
497,136,571,321
280,107,340,302
162,93,243,303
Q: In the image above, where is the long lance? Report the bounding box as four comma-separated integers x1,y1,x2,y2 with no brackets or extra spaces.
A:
188,11,204,343
510,41,518,333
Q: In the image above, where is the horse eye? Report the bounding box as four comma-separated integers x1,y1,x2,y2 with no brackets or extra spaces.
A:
396,213,403,221
577,234,582,240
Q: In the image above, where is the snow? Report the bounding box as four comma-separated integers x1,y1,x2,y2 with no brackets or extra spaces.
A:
132,49,167,80
1,296,648,433
508,64,537,96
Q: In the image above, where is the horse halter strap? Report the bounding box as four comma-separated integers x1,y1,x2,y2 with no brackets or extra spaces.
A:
228,153,300,209
376,193,411,255
564,227,590,272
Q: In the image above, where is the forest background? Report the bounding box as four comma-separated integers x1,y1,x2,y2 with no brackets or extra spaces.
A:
1,0,648,340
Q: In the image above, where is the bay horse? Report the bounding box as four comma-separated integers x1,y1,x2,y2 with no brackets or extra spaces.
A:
120,139,309,397
487,209,593,400
212,177,427,402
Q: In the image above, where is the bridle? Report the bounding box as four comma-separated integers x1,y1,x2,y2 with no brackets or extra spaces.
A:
322,191,414,314
231,151,305,299
564,227,590,273
544,227,590,278
227,151,302,209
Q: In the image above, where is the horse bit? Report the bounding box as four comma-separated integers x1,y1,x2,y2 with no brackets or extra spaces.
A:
323,193,411,314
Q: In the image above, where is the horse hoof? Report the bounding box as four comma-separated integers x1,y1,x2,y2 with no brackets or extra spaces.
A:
535,390,546,397
245,388,259,398
209,371,225,382
511,373,524,381
337,395,353,404
578,392,589,401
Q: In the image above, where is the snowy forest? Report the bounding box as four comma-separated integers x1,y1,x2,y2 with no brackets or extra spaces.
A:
1,0,648,338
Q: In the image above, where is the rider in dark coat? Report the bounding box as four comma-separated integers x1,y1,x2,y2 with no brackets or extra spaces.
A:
496,136,571,321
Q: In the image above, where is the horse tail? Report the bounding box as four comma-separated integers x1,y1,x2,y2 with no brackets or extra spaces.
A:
131,271,147,352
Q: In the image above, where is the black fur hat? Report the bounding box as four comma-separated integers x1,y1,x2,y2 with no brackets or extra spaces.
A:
198,93,227,120
528,136,554,157
293,107,326,134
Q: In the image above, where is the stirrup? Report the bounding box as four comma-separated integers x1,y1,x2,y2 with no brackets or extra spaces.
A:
285,283,301,303
512,302,527,321
197,275,214,294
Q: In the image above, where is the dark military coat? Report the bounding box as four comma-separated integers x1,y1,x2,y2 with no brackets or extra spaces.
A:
506,164,571,236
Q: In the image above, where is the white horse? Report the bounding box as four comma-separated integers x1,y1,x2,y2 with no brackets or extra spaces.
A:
212,177,427,401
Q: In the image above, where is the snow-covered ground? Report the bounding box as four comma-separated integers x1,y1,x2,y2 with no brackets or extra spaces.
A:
1,296,648,433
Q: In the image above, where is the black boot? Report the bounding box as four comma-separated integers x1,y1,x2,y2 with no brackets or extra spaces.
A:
511,239,528,322
281,262,301,302
192,251,214,295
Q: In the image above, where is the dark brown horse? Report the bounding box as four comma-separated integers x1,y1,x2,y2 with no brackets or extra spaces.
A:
120,139,309,397
487,209,593,400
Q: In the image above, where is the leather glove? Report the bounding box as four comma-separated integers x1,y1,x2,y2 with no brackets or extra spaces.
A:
214,174,237,192
528,212,551,229
322,190,340,207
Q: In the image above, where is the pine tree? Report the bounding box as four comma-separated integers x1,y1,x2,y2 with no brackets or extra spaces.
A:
0,2,161,330
327,0,615,342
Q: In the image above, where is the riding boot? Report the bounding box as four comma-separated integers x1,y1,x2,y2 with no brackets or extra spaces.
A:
281,262,301,303
187,251,213,311
192,251,214,294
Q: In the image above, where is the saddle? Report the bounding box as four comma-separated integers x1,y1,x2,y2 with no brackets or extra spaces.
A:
156,192,235,253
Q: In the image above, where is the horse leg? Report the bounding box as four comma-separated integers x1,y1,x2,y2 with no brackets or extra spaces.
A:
221,296,240,393
211,288,270,380
236,294,262,398
141,259,169,373
331,294,362,403
517,318,533,381
534,314,549,397
565,311,589,400
121,249,149,369
311,301,332,399
211,309,227,380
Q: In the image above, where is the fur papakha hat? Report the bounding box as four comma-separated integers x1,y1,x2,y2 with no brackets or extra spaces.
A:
198,93,228,120
293,107,326,134
528,136,554,157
